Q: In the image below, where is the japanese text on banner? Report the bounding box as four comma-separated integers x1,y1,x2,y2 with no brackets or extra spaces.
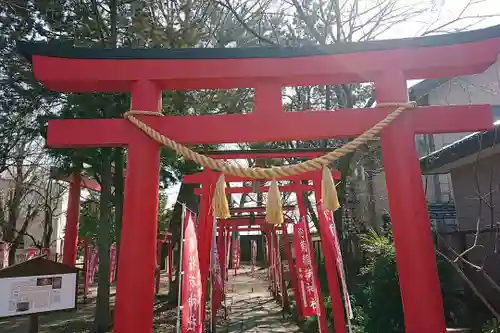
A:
181,211,202,333
293,219,319,317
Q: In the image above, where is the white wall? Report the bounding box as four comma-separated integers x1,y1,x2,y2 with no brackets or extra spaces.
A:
0,177,67,254
369,55,500,222
421,54,500,204
427,54,500,151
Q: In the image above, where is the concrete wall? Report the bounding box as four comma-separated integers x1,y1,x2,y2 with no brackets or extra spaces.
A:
450,153,500,231
426,53,500,151
422,54,500,205
447,152,500,310
427,54,500,109
368,54,500,225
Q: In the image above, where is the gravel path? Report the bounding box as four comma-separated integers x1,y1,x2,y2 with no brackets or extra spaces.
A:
0,267,300,333
218,266,300,333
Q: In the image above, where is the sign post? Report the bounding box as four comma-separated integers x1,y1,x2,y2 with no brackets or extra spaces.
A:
0,257,79,333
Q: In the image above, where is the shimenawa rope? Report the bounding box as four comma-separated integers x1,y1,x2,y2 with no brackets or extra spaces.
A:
123,102,416,220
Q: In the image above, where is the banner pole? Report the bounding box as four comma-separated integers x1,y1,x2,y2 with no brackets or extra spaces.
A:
175,205,187,333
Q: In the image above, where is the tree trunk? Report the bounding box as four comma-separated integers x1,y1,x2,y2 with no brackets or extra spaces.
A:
304,192,319,230
42,180,54,250
91,0,117,330
92,149,113,333
112,147,124,279
8,210,36,265
8,247,16,266
335,152,358,284
6,175,23,266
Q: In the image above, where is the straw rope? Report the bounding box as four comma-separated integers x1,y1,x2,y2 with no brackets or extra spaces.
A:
123,102,416,179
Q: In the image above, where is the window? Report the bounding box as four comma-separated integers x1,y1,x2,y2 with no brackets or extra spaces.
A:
493,106,500,123
438,174,453,202
415,135,430,156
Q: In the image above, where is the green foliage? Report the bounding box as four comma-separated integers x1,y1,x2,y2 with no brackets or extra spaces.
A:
79,199,119,245
157,192,173,233
351,227,474,333
483,319,500,333
354,228,404,333
79,201,100,241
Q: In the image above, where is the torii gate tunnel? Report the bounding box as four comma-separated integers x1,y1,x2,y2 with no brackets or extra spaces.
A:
18,25,500,333
185,153,342,333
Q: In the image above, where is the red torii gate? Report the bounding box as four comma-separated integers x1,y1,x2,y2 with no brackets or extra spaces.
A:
53,168,173,292
187,162,342,332
183,152,340,308
155,231,173,294
18,25,500,333
216,205,296,289
230,205,296,214
216,216,291,310
50,167,101,266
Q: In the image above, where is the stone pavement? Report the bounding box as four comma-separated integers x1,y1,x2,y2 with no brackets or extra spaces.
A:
217,266,300,333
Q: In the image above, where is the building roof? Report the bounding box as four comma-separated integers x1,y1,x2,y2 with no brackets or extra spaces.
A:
0,256,79,278
410,49,500,174
408,43,499,101
420,111,500,174
409,78,453,101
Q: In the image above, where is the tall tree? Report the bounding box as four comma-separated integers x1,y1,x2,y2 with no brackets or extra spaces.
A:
215,0,500,280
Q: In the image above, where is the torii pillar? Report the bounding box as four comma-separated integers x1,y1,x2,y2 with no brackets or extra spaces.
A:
53,170,101,266
378,72,445,332
63,173,81,266
114,81,161,333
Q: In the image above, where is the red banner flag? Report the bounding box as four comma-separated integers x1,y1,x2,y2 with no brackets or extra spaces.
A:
271,235,279,293
24,248,38,261
181,210,202,333
225,231,231,281
264,235,268,261
81,239,90,296
167,240,173,283
84,245,92,291
265,234,273,286
273,232,288,307
87,247,99,287
321,209,353,320
251,240,257,273
235,239,240,270
41,248,51,260
294,219,319,317
274,233,284,295
232,237,240,275
211,218,223,312
0,243,9,269
109,243,117,283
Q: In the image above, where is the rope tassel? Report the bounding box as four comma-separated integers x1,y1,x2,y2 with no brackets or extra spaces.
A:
322,167,340,212
212,174,230,219
266,180,283,225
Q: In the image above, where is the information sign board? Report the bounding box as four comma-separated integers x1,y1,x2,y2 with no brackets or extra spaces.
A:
0,273,77,317
0,257,79,318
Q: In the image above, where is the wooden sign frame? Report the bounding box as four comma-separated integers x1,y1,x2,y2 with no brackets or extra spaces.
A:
0,257,80,319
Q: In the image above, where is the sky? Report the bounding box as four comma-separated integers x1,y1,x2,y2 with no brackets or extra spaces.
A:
165,0,500,209
381,0,500,39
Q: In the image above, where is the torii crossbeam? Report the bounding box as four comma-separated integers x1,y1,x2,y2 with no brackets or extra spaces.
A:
18,25,500,333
